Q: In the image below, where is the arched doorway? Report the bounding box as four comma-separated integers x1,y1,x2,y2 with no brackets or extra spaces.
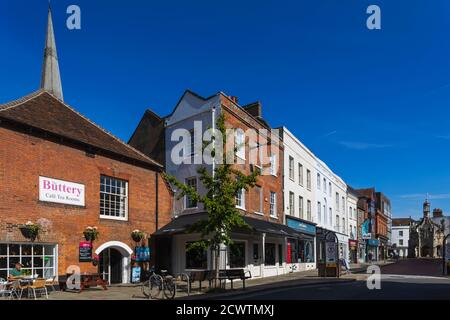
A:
95,241,133,284
420,245,431,258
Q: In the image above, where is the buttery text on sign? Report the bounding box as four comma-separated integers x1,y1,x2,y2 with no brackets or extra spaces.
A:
39,176,85,207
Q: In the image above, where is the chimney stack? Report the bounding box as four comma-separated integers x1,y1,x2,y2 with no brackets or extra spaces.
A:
230,96,239,104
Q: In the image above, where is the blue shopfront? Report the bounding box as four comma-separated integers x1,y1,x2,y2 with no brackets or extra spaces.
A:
286,217,316,268
366,239,379,262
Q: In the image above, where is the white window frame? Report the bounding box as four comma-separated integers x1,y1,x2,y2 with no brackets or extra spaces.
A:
289,192,295,215
298,163,303,186
100,175,129,221
254,185,263,215
185,177,198,209
317,174,321,190
306,170,311,190
236,188,246,210
299,196,304,219
235,129,246,160
0,243,57,280
318,202,321,223
335,192,340,212
307,200,312,221
270,153,277,176
288,156,294,181
270,192,277,218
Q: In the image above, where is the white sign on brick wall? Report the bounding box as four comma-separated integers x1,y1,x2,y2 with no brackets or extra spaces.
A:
39,176,85,207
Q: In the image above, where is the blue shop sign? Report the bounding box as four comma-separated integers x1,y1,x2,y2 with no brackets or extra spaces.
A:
367,239,379,247
286,217,316,235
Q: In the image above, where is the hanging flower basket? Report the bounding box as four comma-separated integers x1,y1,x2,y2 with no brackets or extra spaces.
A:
19,221,42,241
131,230,145,243
83,226,99,242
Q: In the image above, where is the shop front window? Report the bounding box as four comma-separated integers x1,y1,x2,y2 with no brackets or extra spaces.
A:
264,243,276,266
0,243,57,280
253,243,259,261
287,239,298,263
185,242,207,269
299,240,315,263
278,244,283,265
229,242,246,268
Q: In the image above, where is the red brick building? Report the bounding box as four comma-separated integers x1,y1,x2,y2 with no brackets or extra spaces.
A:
129,90,294,278
0,8,172,284
0,90,173,284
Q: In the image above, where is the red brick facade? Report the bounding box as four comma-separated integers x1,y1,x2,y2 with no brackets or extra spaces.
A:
221,96,284,223
0,123,172,276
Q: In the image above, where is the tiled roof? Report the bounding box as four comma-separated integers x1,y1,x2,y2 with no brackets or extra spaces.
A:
0,90,162,168
392,218,413,226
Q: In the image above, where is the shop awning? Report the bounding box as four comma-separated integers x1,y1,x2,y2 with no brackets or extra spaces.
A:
153,212,313,239
153,212,208,236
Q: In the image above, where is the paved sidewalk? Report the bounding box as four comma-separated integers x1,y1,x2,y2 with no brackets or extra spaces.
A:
45,261,395,300
45,269,345,300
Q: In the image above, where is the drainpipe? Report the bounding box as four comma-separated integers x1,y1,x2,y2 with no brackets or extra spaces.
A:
212,106,216,178
155,171,159,231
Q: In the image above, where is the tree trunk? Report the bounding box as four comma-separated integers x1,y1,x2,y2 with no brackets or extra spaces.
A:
215,247,220,288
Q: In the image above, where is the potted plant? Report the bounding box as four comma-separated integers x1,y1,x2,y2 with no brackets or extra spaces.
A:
19,221,42,241
92,254,99,267
83,226,99,242
131,229,145,243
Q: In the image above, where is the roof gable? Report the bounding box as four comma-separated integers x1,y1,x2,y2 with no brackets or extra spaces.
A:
165,90,220,126
0,90,162,168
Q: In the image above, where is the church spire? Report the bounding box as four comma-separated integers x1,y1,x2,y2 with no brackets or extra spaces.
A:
423,195,430,218
40,4,64,101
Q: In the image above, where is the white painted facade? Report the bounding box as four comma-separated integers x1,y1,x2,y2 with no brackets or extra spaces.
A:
314,159,350,260
347,192,359,262
163,91,291,279
347,194,358,241
281,127,317,272
282,127,316,224
392,225,410,258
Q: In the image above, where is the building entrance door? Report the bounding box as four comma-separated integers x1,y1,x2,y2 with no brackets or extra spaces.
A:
99,248,123,284
421,245,431,257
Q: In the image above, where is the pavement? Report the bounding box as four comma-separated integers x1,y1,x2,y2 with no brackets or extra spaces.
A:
10,259,436,300
226,258,450,300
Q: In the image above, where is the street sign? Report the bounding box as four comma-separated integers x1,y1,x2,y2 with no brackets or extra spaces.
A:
446,243,450,263
79,241,92,262
326,242,337,264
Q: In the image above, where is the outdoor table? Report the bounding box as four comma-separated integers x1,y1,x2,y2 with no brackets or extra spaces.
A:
78,273,108,293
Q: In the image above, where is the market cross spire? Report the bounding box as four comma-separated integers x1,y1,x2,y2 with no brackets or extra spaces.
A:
40,4,64,101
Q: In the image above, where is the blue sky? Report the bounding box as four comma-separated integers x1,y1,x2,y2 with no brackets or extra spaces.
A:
1,0,450,219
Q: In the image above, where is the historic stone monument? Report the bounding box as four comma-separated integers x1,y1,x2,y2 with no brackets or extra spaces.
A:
408,198,449,258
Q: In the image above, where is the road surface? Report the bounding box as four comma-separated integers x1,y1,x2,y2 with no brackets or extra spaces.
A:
226,259,450,300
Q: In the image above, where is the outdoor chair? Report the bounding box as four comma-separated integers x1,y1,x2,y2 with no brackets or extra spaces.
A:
0,280,13,299
29,278,48,300
45,276,58,291
8,280,26,299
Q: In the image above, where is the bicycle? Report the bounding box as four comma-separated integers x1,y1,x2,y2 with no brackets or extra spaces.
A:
141,268,176,300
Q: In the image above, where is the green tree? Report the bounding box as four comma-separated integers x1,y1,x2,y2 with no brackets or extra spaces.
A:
164,114,260,288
